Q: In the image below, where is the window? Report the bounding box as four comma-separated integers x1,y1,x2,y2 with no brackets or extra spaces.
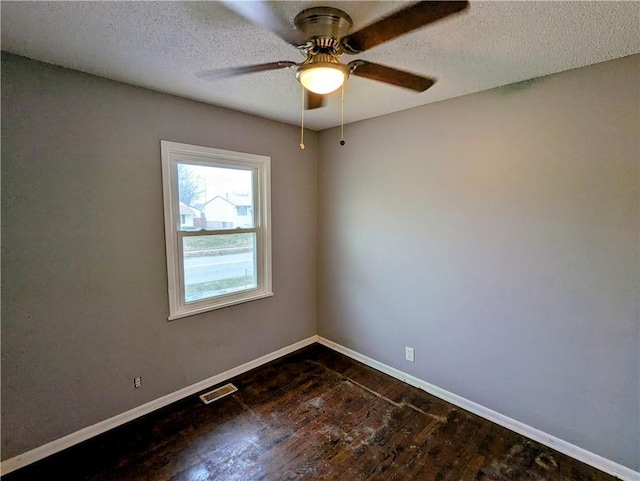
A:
161,141,272,319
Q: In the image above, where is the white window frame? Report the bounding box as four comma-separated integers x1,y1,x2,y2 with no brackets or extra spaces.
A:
161,140,272,320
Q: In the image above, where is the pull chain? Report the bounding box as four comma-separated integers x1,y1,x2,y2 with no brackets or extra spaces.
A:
299,85,305,150
340,83,345,146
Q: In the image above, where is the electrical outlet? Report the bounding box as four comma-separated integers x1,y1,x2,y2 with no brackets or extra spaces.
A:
134,376,142,388
405,347,415,362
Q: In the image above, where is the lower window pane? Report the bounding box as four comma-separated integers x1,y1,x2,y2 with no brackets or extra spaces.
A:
183,233,257,303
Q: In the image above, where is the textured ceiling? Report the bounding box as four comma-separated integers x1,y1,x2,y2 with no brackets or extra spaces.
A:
2,1,639,130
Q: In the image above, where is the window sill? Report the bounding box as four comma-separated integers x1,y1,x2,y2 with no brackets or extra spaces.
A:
168,291,274,321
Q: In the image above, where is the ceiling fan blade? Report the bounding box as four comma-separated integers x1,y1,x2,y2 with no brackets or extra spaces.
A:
341,1,469,54
305,90,326,110
196,61,297,80
221,1,307,47
348,61,435,92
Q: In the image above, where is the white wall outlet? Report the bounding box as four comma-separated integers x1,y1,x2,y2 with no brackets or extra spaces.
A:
133,376,142,388
405,346,415,362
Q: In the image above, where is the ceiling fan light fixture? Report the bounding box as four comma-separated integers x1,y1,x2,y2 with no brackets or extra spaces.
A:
297,63,348,95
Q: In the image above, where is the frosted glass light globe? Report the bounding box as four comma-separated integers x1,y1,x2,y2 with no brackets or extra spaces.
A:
298,66,345,94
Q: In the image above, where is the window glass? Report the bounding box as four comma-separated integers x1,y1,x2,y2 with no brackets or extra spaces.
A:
177,163,254,231
183,233,257,302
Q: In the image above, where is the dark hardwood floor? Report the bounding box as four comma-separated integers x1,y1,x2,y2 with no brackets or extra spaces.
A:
2,344,618,480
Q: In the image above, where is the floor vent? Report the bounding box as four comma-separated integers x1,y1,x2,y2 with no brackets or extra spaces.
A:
199,383,238,404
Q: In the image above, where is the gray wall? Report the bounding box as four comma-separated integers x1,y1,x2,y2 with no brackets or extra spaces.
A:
318,55,639,470
1,53,317,460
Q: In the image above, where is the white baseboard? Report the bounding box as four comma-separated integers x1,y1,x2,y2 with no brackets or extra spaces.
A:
0,335,320,476
317,336,639,481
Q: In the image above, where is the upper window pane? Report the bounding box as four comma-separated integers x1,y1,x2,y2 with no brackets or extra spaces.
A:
178,163,254,231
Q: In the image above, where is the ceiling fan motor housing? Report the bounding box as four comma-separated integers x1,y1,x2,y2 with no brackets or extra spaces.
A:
294,7,353,54
297,53,348,74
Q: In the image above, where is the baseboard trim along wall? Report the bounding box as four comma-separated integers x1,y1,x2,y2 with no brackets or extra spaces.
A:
316,336,639,481
3,335,638,480
0,335,320,476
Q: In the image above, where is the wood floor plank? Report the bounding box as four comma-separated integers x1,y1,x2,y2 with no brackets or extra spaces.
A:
1,344,620,481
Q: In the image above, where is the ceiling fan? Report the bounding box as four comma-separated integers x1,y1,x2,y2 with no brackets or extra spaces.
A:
197,1,470,110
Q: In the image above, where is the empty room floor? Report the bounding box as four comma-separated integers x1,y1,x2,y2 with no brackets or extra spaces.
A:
2,344,617,480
